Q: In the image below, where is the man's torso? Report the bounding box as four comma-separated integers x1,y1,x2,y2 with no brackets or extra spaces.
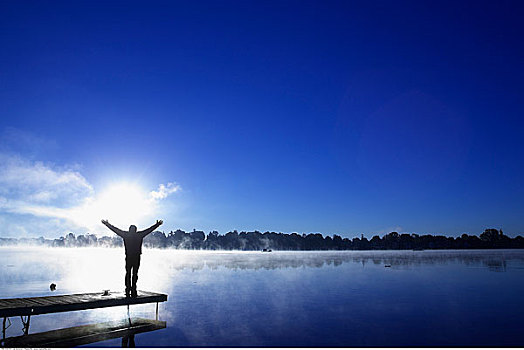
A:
123,233,144,256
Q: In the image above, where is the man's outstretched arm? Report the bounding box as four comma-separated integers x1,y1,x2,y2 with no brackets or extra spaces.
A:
101,219,126,237
138,220,163,237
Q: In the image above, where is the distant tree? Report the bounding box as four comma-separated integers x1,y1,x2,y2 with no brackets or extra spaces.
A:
513,236,524,248
144,231,167,248
86,234,98,246
223,230,241,250
480,229,500,242
325,236,333,249
288,232,304,250
189,230,205,249
342,237,352,250
204,230,221,250
399,234,413,250
370,235,383,249
352,237,361,250
53,237,65,247
305,233,325,250
64,233,76,247
360,236,370,250
383,232,400,249
76,234,87,247
480,229,509,248
333,234,343,250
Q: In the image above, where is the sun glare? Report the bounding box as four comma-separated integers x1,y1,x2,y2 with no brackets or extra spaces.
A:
97,183,152,225
71,182,155,230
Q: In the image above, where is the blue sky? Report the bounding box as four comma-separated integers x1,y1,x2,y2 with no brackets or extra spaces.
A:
1,1,523,238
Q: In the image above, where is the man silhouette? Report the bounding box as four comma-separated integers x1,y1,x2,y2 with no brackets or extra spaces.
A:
101,219,163,297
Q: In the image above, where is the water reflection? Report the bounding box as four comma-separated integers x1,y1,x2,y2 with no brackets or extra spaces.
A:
1,248,524,347
0,248,521,297
1,247,522,272
163,250,521,271
188,250,521,271
2,317,165,347
121,333,135,347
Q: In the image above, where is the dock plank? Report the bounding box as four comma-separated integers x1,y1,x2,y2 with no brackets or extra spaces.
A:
59,296,82,304
19,298,45,307
26,298,49,306
33,296,65,305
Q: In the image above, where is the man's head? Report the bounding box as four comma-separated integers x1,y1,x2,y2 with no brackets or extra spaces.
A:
129,225,137,234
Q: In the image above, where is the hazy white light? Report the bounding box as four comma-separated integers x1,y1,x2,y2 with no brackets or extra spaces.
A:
71,182,155,229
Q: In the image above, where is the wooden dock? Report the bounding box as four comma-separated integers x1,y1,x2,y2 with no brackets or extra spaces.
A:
1,290,168,345
3,317,166,347
0,290,167,317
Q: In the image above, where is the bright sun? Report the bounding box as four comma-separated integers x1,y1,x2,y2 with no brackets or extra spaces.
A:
72,182,154,230
96,183,152,225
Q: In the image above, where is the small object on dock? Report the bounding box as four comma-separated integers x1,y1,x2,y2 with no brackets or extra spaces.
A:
384,265,391,268
102,290,110,296
50,283,56,291
262,248,272,252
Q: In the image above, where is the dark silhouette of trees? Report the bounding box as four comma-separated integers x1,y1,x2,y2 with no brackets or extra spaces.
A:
332,234,344,250
189,229,205,249
370,235,383,249
1,228,523,251
480,229,510,248
144,231,167,248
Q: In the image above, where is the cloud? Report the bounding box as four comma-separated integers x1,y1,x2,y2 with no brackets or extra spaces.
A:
0,154,94,234
0,154,93,206
150,182,181,200
0,153,180,237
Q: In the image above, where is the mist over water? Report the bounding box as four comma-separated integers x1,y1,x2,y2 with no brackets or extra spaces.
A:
1,247,524,346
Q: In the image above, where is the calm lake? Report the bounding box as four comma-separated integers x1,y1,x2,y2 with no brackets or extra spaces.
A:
1,247,523,347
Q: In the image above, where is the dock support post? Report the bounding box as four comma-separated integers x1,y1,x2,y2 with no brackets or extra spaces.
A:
2,317,6,341
156,302,159,321
21,315,30,335
26,315,31,335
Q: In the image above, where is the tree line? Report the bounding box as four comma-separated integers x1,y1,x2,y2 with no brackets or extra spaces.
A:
0,228,523,250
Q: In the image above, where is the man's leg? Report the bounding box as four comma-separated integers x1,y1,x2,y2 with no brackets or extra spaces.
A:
125,256,132,297
131,255,141,297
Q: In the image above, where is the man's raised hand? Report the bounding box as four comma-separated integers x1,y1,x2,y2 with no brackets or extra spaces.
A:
157,220,163,226
101,219,109,226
